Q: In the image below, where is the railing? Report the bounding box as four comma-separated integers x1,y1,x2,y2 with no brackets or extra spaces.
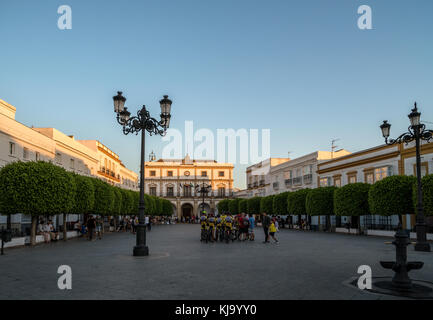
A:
303,174,313,185
259,180,265,186
248,183,252,189
253,182,258,187
293,177,302,185
285,179,292,187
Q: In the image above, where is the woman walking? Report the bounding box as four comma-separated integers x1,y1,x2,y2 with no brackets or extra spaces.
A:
269,218,279,243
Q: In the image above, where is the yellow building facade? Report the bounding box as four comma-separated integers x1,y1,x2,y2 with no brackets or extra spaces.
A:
144,154,234,218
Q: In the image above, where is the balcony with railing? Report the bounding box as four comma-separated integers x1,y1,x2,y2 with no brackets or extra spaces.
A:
259,180,265,186
285,179,292,187
303,174,313,185
293,177,302,185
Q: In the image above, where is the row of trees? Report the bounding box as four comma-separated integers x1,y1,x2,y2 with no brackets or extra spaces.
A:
217,175,433,229
0,161,173,245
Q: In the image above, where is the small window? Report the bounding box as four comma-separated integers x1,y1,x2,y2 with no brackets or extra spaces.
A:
55,152,62,163
9,142,15,155
218,171,224,177
348,175,357,184
167,170,173,177
150,170,156,177
23,147,29,159
201,171,207,177
70,159,75,169
35,152,40,161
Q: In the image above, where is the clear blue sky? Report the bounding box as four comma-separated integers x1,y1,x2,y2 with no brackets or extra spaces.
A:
1,0,432,189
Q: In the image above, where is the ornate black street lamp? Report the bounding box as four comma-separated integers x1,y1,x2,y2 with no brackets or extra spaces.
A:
113,91,172,256
380,102,432,252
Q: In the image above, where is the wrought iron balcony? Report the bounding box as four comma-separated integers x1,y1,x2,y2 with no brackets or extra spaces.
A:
303,174,313,184
293,177,302,185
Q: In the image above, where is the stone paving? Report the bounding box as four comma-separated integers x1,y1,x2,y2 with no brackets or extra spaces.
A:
1,224,432,300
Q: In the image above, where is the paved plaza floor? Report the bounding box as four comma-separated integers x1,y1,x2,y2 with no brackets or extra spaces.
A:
1,224,432,300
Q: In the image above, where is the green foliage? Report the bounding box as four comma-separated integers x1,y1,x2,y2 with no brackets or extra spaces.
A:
239,199,248,213
260,195,274,215
287,189,311,215
217,199,230,213
414,174,433,217
120,189,134,215
273,192,289,215
228,198,241,215
71,174,94,214
0,161,76,216
161,199,173,216
247,197,261,215
145,194,155,215
334,183,370,217
306,187,336,216
111,187,122,216
368,175,416,216
91,178,114,215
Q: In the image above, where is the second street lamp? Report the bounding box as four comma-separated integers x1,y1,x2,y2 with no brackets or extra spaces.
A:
380,102,432,252
113,91,172,256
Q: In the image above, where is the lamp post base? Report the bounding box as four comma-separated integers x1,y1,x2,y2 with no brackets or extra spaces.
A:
133,245,149,256
415,242,431,252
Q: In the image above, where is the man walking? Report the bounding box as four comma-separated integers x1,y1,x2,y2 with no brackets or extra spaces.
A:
262,212,271,243
87,215,96,241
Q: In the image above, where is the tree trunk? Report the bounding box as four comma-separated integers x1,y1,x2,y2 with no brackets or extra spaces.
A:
30,215,38,246
63,213,67,241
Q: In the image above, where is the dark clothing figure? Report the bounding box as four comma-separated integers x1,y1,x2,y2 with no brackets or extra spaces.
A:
86,217,96,240
262,215,271,243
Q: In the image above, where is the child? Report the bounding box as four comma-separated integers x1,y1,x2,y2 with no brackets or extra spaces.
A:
269,219,279,243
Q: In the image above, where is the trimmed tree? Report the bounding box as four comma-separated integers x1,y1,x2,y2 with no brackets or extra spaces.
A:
0,161,76,245
306,187,336,231
334,183,371,231
239,199,248,214
369,175,416,226
247,197,262,216
71,174,95,239
228,198,241,215
273,192,289,215
91,178,114,217
287,189,311,228
260,195,274,215
217,199,230,214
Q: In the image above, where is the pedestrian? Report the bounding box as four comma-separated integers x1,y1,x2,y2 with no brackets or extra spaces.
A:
248,213,255,241
95,217,103,240
269,218,279,243
87,215,96,241
145,216,151,231
262,212,271,243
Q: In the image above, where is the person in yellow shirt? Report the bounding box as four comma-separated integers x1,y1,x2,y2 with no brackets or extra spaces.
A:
269,218,279,243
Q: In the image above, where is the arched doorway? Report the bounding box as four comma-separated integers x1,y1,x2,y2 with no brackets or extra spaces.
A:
197,203,211,216
181,203,193,221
